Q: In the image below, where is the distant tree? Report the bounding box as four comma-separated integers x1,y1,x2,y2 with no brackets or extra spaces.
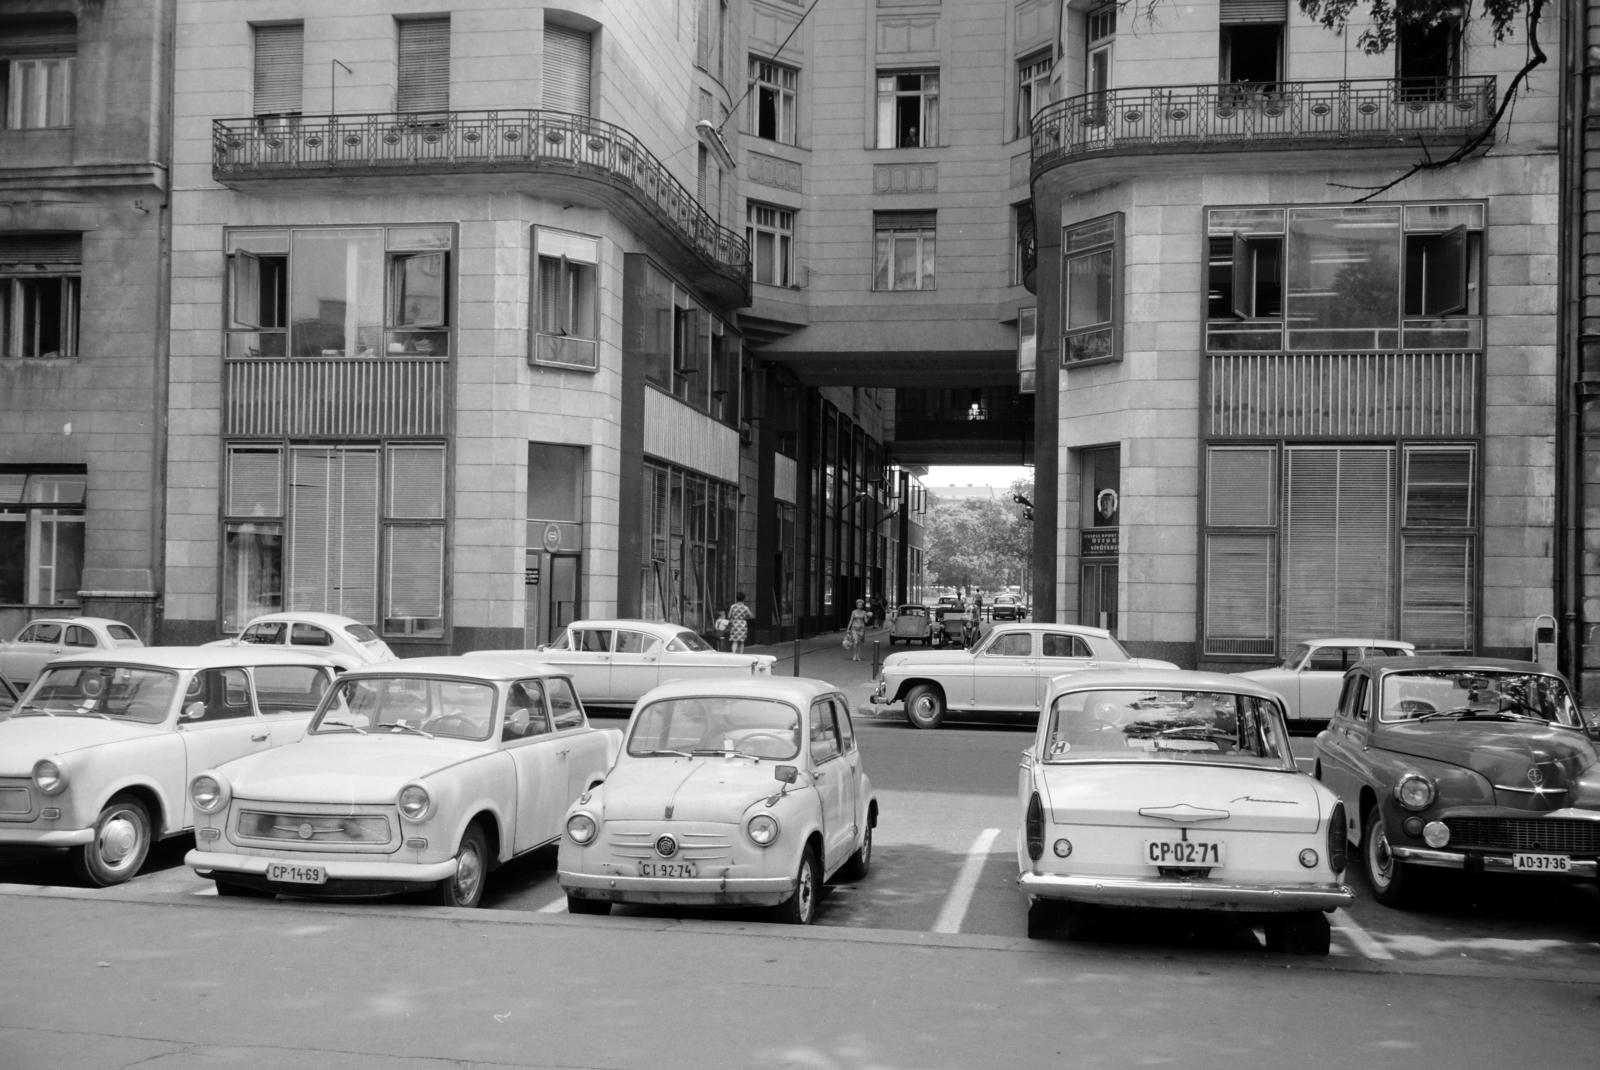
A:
924,484,1033,592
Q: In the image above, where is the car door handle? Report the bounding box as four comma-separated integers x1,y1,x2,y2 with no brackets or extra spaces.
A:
251,733,269,742
813,770,826,779
644,656,657,662
557,748,570,758
50,648,63,653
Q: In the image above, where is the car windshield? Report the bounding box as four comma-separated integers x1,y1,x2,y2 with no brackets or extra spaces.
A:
20,666,178,724
627,697,801,759
312,676,498,741
670,630,714,653
1379,670,1583,726
1043,688,1295,770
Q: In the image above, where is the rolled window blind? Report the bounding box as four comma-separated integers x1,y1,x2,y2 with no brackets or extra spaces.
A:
0,234,82,266
0,18,77,55
1400,536,1472,651
387,527,444,620
1207,446,1275,527
543,24,592,116
253,24,304,115
1219,0,1287,22
1283,447,1394,646
227,447,283,518
1204,534,1276,654
387,445,445,519
289,447,379,624
397,18,450,114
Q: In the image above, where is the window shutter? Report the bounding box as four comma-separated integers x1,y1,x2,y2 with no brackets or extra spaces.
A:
1283,447,1394,647
0,18,77,55
228,447,283,518
0,234,82,267
1400,536,1472,651
1204,534,1276,655
397,17,450,114
1207,447,1275,527
387,526,444,620
1230,233,1256,319
387,445,445,519
542,24,592,116
697,0,712,68
1219,0,1287,22
253,24,304,115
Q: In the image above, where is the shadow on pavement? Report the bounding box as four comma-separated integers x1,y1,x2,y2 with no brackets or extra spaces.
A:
0,833,193,888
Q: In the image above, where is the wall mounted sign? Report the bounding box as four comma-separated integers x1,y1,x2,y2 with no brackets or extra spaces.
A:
1081,529,1119,558
543,523,563,552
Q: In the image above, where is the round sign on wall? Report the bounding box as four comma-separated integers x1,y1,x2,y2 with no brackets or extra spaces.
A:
543,523,563,552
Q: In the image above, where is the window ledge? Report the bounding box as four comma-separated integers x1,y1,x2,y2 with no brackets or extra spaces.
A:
1063,355,1122,370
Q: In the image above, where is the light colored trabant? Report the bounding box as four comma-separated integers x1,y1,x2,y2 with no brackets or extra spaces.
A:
872,622,1180,728
186,657,619,907
0,647,336,886
205,611,398,671
468,619,775,707
0,616,144,686
1018,669,1353,954
1238,638,1414,723
558,676,878,925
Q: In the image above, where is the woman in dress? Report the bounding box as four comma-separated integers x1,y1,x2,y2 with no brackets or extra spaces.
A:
847,598,871,662
727,591,752,653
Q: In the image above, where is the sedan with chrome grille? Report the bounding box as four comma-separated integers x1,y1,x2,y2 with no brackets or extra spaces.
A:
1019,670,1352,954
185,658,619,907
558,677,878,924
1314,656,1600,907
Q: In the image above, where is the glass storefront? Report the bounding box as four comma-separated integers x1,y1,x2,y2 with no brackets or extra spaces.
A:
641,459,737,635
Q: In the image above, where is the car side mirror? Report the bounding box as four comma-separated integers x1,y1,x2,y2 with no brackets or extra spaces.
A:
774,765,799,784
181,702,205,721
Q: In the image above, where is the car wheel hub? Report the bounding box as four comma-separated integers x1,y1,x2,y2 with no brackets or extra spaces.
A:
798,862,814,919
1370,824,1393,886
455,845,483,900
100,815,137,865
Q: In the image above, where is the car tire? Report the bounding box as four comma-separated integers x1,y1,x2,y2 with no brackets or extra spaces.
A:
215,879,274,899
904,684,946,730
1263,911,1331,955
1026,897,1062,939
71,795,152,888
1363,804,1413,908
566,893,611,916
772,847,820,925
433,822,489,908
840,823,872,881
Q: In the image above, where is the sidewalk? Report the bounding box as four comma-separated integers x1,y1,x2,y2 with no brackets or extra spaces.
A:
744,625,897,714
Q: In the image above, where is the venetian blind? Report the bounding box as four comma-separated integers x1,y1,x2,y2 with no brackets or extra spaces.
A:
1283,447,1394,647
1219,0,1288,22
289,447,379,624
397,17,450,114
543,24,592,116
227,447,283,518
387,527,444,619
253,24,304,115
1206,446,1275,527
875,210,936,232
387,445,445,519
1400,537,1472,652
1204,535,1276,655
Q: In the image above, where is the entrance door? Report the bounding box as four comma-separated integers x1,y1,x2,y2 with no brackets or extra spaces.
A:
1080,562,1118,631
548,554,579,639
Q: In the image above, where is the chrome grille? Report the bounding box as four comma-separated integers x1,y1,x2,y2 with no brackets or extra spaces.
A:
607,829,732,861
1444,818,1600,856
237,810,393,846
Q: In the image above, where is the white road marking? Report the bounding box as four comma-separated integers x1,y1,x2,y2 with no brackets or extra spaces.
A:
931,827,1001,934
192,885,217,896
1333,908,1395,960
537,896,567,913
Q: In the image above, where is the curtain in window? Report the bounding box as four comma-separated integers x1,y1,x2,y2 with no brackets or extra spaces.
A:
253,24,304,115
1282,447,1394,646
397,18,450,114
289,447,379,623
543,24,592,116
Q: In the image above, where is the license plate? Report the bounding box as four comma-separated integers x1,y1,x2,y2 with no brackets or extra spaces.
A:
1512,853,1570,873
1144,840,1225,867
265,862,327,885
638,861,697,878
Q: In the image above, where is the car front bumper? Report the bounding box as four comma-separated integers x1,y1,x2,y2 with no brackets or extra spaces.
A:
1018,872,1354,913
187,849,458,897
559,869,797,907
1391,846,1599,878
0,827,96,847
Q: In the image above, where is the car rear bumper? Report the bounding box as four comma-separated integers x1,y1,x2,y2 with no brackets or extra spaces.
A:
559,869,796,907
1018,872,1354,912
0,827,95,847
1391,846,1599,878
187,849,458,896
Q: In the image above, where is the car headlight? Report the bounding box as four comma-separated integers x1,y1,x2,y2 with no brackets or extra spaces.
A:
747,813,780,847
1395,774,1435,811
566,812,597,844
32,759,66,795
190,773,229,814
397,784,432,822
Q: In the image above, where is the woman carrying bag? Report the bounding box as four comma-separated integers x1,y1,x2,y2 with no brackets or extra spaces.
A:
725,592,752,653
846,598,871,662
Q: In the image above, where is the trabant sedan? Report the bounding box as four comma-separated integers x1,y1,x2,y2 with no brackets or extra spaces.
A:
873,622,1180,728
1239,638,1415,725
0,647,336,886
1019,670,1352,954
1314,656,1600,907
558,676,878,925
0,616,144,686
185,658,618,907
468,619,775,708
205,611,398,671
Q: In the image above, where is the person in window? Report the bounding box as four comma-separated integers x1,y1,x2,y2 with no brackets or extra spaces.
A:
846,599,871,662
726,591,753,654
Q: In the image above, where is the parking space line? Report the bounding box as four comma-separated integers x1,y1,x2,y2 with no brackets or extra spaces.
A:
1332,908,1394,960
536,896,567,913
931,828,1001,934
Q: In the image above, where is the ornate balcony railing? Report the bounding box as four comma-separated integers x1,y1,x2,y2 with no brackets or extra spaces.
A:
1031,76,1497,175
213,110,749,296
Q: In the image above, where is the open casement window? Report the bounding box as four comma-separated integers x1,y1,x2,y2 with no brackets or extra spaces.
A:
749,58,797,144
1406,226,1469,317
1061,214,1121,365
396,17,450,116
0,471,86,607
709,321,740,425
673,298,711,409
384,445,446,637
1397,15,1461,100
876,71,938,149
533,228,599,371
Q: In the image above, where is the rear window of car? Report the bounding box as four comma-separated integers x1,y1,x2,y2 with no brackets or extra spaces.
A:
345,624,381,643
107,624,140,642
668,630,713,653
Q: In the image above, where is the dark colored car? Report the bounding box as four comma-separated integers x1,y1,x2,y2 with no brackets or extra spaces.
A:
1313,656,1600,907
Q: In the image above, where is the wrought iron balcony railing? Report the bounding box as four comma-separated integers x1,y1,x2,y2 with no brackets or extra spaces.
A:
1031,76,1497,175
213,110,749,293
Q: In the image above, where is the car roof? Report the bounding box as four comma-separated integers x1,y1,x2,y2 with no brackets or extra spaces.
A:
1369,654,1557,676
640,676,842,705
562,619,693,635
896,604,927,610
1296,638,1416,648
1045,668,1285,702
340,655,572,683
243,612,369,630
16,617,136,631
46,646,335,671
991,621,1112,640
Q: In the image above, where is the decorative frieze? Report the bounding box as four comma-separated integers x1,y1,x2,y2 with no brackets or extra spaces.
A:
748,150,802,191
878,17,938,54
874,162,937,193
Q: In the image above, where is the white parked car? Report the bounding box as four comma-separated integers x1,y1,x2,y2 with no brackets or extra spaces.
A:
205,612,399,671
468,619,775,708
559,676,878,925
185,657,619,907
0,647,336,886
871,622,1180,729
1238,638,1415,724
1018,669,1353,954
0,616,144,686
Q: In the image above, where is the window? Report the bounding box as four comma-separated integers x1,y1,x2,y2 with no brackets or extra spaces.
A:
746,203,794,287
184,668,255,722
986,632,1034,657
253,23,304,117
0,471,86,606
384,445,446,636
240,621,286,645
1061,215,1122,364
615,630,660,654
631,258,741,422
222,446,284,632
254,665,330,716
749,58,797,144
640,461,737,632
810,700,840,761
1014,202,1035,287
876,71,938,148
1,234,81,359
1042,633,1093,659
1085,4,1114,121
1206,203,1484,353
1017,53,1051,140
873,211,935,292
1397,13,1460,98
226,226,453,358
547,677,585,730
397,17,450,115
504,681,551,740
543,24,592,116
290,624,333,648
1218,0,1286,90
1,17,75,130
532,228,599,370
64,625,95,647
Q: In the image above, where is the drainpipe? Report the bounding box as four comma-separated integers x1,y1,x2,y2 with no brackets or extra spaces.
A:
1558,1,1583,691
151,0,177,641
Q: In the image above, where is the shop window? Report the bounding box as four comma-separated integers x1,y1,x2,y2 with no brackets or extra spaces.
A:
1,17,75,130
875,70,938,148
384,445,446,637
640,460,736,633
1017,52,1051,140
0,471,86,606
747,202,794,287
532,228,599,371
873,211,935,292
1061,214,1122,365
749,58,797,144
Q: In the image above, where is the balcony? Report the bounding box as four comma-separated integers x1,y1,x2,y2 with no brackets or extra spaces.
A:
1030,76,1497,179
213,110,750,306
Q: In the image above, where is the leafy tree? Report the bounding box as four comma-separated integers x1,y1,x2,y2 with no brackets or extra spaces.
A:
924,480,1034,593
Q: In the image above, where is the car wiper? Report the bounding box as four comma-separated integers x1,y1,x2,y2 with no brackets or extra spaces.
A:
318,721,368,735
13,704,56,717
635,748,692,758
385,722,434,739
1414,707,1476,721
691,748,766,762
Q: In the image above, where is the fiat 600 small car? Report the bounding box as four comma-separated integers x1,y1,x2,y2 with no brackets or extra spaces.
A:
873,622,1180,728
1314,656,1600,907
0,647,336,886
888,604,935,646
1019,670,1353,954
186,657,618,906
1239,638,1415,725
558,676,878,925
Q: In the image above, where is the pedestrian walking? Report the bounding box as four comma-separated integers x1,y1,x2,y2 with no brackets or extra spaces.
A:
846,599,871,661
726,591,752,653
962,597,981,649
